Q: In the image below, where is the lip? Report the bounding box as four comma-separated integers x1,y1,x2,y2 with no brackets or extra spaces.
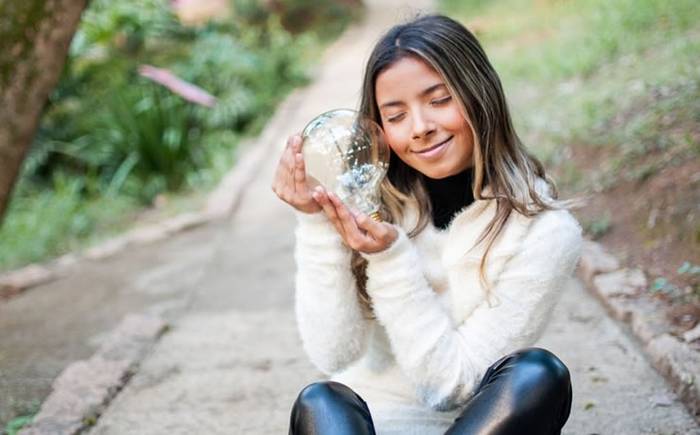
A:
412,136,452,159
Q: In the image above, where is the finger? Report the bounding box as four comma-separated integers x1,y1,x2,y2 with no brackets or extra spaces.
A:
313,191,342,225
314,188,345,235
286,134,299,150
275,137,295,188
281,152,300,203
288,135,302,174
291,135,304,181
355,212,386,239
328,193,369,249
293,152,307,195
272,166,284,197
274,135,304,204
290,134,302,153
273,147,288,184
283,143,296,177
272,150,290,187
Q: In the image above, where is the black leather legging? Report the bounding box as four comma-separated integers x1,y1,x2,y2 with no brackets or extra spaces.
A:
289,347,572,435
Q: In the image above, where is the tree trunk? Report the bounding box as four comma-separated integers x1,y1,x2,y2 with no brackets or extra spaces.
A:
0,0,88,225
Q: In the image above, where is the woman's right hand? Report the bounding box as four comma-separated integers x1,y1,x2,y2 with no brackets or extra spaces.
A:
271,134,322,214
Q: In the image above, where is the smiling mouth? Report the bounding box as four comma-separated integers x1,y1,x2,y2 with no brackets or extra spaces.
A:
413,136,453,154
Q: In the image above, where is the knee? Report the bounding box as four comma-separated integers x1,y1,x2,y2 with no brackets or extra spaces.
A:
293,381,354,410
290,381,374,435
511,347,571,395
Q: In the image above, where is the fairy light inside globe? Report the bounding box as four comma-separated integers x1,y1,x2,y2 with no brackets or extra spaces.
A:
302,109,390,216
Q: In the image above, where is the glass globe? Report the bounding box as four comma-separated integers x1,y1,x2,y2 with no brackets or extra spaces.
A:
301,109,390,217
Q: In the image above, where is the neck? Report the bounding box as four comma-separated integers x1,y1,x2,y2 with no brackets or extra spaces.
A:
423,167,475,230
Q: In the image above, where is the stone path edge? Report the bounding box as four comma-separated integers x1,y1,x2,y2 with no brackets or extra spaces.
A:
578,239,700,421
0,88,306,301
18,314,168,435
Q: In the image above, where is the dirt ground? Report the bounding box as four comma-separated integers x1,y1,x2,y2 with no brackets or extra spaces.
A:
557,140,700,339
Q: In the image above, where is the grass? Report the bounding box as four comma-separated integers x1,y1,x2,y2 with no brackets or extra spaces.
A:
650,261,700,303
3,400,39,435
441,0,700,181
444,0,698,79
0,177,138,270
581,213,612,241
4,414,33,435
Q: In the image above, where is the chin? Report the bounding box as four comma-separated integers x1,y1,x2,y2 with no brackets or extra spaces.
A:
419,164,460,180
420,168,453,180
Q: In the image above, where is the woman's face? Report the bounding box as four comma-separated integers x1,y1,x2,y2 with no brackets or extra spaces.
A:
375,56,474,179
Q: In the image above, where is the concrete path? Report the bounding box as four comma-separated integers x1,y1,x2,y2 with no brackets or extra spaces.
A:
2,0,699,434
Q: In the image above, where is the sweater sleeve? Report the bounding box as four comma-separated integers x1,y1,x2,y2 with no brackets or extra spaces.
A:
361,210,582,411
293,211,371,375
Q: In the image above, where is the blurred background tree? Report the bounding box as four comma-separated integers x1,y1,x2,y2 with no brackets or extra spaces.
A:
0,0,88,225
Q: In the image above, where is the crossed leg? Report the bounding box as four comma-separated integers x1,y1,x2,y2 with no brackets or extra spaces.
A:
289,347,572,435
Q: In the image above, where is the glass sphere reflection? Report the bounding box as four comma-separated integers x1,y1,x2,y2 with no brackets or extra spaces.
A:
302,109,390,215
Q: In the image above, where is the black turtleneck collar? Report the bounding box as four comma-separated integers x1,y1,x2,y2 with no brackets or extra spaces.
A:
423,167,475,230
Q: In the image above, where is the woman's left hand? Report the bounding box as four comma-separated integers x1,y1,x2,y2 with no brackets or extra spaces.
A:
312,187,398,254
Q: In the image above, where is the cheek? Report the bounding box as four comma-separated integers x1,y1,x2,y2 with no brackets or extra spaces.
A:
384,127,409,154
445,112,475,148
460,120,474,144
444,109,471,135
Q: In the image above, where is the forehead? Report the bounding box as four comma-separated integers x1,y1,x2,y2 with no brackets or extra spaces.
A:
375,56,444,103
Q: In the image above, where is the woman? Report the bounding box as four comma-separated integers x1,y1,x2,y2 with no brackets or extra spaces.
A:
272,14,582,435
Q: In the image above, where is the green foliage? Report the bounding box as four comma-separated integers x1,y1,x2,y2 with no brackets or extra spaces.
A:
0,176,136,269
276,0,363,38
232,0,363,40
650,262,700,302
4,414,33,435
678,262,700,276
582,213,612,240
22,3,318,202
96,83,203,202
441,0,491,17
650,277,676,295
0,1,51,89
73,0,183,55
1,0,356,270
178,20,313,131
3,396,40,435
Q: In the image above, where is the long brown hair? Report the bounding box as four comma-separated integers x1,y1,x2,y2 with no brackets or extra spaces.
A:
353,14,563,315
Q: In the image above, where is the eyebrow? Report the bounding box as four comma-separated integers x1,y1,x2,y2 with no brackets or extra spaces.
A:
378,83,447,109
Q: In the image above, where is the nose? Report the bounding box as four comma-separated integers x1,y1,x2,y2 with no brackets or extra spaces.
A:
411,108,435,140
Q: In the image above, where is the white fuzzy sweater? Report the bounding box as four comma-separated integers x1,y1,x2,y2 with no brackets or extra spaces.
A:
293,188,582,435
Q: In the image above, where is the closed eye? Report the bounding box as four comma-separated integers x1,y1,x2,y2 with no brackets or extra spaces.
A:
431,96,452,105
386,112,405,123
